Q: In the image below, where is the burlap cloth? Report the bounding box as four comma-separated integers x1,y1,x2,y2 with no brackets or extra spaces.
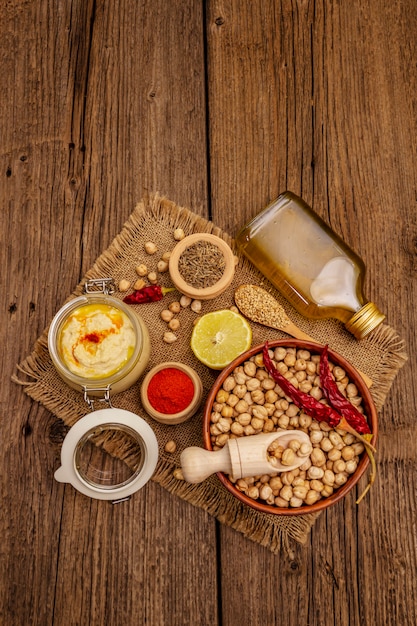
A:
14,193,408,554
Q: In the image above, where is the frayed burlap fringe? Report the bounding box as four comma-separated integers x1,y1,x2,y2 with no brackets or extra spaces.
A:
13,192,408,554
152,458,319,553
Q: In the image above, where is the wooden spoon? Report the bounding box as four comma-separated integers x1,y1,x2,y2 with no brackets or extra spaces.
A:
180,431,312,484
234,284,373,388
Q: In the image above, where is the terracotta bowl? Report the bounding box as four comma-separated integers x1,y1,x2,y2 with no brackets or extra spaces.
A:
202,340,378,516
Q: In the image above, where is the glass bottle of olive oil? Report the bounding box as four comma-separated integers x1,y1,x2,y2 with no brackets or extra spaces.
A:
235,191,385,339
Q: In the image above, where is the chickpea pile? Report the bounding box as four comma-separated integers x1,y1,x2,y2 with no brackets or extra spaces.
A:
209,346,366,509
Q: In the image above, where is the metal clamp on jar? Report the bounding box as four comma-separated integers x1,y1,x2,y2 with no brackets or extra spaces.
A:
48,278,158,501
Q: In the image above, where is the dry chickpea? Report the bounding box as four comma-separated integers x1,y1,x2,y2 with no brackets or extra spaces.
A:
280,485,293,502
221,405,234,418
179,294,192,307
136,263,148,276
163,331,177,344
164,440,177,453
345,460,358,474
190,299,202,313
310,448,326,467
173,227,185,241
275,496,289,508
234,385,247,399
281,471,296,486
230,422,244,436
246,378,260,391
251,389,265,405
215,433,229,447
263,419,275,433
216,389,229,403
277,415,290,429
251,417,264,431
243,361,257,377
334,472,348,487
161,251,171,262
168,318,180,331
341,446,356,461
226,394,239,408
281,448,296,466
173,468,184,480
234,399,249,414
223,376,235,392
118,279,130,291
157,260,169,273
305,490,321,505
248,486,260,499
144,241,157,254
322,469,335,486
236,479,249,492
160,309,174,322
133,278,146,291
307,466,325,480
327,448,342,462
168,301,181,314
333,459,346,474
216,417,231,433
237,413,251,426
147,271,158,284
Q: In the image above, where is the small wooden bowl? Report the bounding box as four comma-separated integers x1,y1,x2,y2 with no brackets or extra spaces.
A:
141,362,203,424
202,340,378,516
169,233,236,300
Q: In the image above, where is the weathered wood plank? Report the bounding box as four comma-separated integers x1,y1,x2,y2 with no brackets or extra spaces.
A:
1,1,215,625
206,1,416,625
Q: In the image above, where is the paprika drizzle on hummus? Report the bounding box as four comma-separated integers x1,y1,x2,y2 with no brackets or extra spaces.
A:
59,303,136,379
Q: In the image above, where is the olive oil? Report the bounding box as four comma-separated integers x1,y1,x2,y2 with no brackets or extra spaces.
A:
236,192,385,338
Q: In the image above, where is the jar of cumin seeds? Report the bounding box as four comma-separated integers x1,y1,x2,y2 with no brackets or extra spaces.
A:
169,233,236,300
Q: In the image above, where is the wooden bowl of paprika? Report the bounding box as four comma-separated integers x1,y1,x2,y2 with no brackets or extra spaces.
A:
201,340,378,515
141,362,203,425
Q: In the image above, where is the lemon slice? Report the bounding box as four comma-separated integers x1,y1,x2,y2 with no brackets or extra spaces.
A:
190,309,252,370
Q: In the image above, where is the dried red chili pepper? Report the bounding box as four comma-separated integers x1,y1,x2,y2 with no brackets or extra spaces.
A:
262,343,375,451
262,342,376,502
123,285,175,304
262,343,341,427
319,344,371,434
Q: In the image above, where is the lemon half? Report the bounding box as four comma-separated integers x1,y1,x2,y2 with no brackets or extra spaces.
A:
190,309,252,370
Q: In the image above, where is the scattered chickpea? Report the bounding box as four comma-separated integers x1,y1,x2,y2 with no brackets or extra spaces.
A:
161,251,171,262
144,241,158,254
148,271,158,284
163,331,177,344
173,468,184,480
168,301,181,314
133,278,146,291
164,440,177,454
157,260,169,272
136,264,148,276
173,228,185,241
190,299,202,313
118,279,130,292
160,309,174,322
168,318,180,331
180,294,192,308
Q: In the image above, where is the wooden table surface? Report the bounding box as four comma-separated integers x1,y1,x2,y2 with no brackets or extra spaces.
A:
1,2,416,625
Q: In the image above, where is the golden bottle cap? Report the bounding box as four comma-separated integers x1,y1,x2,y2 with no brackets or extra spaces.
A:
345,302,385,339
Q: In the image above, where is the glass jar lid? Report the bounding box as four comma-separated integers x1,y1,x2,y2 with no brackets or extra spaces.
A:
54,408,158,500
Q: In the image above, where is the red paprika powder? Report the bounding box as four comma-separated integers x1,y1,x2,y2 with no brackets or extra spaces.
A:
146,367,195,414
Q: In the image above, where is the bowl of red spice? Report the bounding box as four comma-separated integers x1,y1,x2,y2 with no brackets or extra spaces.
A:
201,340,378,515
141,362,203,424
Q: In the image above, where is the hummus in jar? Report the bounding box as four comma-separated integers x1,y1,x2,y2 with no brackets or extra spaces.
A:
59,303,136,379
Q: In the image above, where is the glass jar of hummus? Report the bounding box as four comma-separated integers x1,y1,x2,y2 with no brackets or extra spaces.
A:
48,292,150,398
